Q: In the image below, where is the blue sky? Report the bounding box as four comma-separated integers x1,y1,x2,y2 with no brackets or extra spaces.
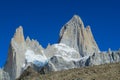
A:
0,0,120,67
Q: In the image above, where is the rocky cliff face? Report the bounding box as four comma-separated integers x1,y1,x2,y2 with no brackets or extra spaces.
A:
86,50,120,66
0,69,10,80
4,26,26,80
59,15,100,57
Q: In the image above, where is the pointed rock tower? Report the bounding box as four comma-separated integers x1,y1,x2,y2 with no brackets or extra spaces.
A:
4,26,26,80
59,15,100,57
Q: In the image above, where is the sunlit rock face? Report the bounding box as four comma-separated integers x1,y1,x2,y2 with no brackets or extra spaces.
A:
59,15,100,57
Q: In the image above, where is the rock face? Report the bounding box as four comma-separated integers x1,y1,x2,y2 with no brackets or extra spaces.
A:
44,43,82,72
86,50,120,66
4,26,26,80
43,55,89,73
44,50,120,73
0,69,10,80
26,36,44,55
59,15,100,57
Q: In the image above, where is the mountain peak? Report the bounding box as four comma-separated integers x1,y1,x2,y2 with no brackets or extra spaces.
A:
13,26,25,44
72,14,81,20
59,15,100,57
15,26,23,35
67,15,84,29
26,36,31,43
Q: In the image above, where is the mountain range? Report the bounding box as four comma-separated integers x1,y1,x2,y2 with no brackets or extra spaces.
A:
0,15,120,80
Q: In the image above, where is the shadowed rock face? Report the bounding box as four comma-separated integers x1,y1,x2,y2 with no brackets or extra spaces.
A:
59,15,100,57
0,69,10,80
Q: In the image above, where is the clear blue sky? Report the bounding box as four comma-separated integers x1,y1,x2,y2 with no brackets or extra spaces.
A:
0,0,120,67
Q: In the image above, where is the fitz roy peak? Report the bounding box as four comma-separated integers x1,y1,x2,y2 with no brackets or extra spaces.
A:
3,15,120,80
59,15,100,57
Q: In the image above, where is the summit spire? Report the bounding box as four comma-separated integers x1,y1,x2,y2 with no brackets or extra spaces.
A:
13,26,25,44
59,15,100,57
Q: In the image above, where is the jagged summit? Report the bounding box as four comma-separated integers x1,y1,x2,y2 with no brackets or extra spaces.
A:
59,15,100,57
71,15,83,21
26,36,31,43
67,15,84,29
13,26,25,44
72,15,83,21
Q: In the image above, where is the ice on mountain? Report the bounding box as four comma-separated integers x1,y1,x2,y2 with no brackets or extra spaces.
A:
25,50,48,67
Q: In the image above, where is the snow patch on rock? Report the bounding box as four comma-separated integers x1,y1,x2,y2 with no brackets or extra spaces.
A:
54,43,80,58
25,50,48,67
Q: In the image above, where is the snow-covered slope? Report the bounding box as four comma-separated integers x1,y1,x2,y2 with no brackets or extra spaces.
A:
54,43,81,58
25,49,48,67
24,43,81,68
45,43,81,60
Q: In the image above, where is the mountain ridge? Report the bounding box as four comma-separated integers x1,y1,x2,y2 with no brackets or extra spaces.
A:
2,15,120,80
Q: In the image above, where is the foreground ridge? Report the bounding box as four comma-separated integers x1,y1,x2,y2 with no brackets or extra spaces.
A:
17,62,120,80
